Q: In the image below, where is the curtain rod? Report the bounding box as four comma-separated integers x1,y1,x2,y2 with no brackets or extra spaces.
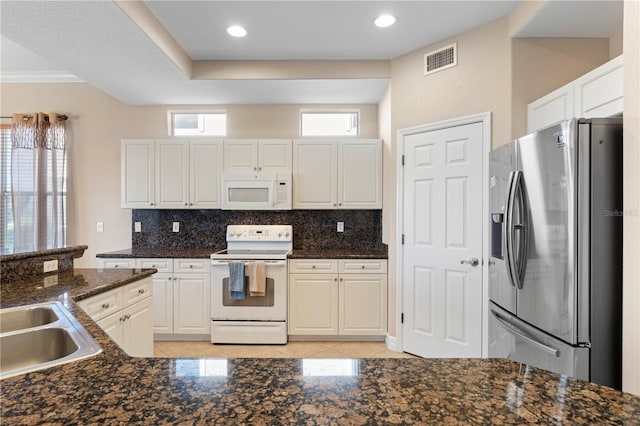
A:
1,115,69,121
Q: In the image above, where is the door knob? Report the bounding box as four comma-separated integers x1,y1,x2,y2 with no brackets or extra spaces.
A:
460,258,479,267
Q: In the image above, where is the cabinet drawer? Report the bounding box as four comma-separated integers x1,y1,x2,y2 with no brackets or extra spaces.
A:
100,259,136,269
124,277,153,305
339,259,387,274
77,287,123,321
136,258,172,273
289,259,338,274
174,258,209,273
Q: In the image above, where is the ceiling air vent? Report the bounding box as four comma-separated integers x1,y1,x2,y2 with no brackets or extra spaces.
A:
424,43,457,76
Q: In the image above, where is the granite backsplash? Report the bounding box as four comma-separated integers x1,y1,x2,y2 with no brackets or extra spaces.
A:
132,209,383,251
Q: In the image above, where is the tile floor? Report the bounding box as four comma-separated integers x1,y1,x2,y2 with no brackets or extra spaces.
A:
154,340,416,359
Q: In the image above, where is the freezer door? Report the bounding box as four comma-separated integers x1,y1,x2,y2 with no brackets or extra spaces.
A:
489,302,589,381
516,120,578,344
488,142,517,314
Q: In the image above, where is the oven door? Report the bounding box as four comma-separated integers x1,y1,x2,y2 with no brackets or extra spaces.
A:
211,259,287,320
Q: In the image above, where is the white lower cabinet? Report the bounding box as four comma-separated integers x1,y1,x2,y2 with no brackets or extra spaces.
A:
78,277,153,357
136,258,210,337
289,259,387,337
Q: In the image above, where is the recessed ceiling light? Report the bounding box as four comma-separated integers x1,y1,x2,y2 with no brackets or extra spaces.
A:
227,25,247,38
374,14,396,28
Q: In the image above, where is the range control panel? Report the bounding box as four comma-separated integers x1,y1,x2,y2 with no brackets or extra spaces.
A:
226,225,292,242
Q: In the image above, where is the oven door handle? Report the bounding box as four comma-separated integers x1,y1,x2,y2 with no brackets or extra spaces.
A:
211,260,287,266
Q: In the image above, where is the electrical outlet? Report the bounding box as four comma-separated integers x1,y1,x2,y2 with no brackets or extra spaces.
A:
43,259,58,273
97,222,104,233
173,222,180,232
337,222,344,233
134,222,142,233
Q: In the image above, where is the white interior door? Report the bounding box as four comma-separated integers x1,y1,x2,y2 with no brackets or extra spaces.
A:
402,122,483,358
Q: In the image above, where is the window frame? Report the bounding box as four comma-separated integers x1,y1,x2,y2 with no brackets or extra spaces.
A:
167,110,227,137
299,109,360,137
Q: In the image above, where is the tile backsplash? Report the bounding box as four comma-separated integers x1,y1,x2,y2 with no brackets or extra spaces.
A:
132,210,383,251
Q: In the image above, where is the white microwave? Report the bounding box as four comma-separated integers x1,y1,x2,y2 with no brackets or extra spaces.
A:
221,172,292,210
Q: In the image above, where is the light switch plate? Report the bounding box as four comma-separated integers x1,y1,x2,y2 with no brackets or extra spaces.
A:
337,222,344,232
97,222,104,233
134,222,141,232
173,222,180,232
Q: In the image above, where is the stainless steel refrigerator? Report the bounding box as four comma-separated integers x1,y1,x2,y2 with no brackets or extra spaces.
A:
488,118,623,390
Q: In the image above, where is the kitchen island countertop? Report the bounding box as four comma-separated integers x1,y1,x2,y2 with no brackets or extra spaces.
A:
1,269,639,424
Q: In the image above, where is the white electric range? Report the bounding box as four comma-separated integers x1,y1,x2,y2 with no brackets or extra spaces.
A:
210,225,292,344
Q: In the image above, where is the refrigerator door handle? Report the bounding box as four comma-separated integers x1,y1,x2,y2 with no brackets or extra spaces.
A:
514,173,528,289
491,309,560,358
504,171,519,288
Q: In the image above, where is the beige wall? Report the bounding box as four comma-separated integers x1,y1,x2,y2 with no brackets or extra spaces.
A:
511,37,611,139
0,83,379,267
623,0,640,397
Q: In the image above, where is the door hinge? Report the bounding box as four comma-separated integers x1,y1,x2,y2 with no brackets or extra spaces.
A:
401,313,404,324
401,155,405,166
401,234,405,245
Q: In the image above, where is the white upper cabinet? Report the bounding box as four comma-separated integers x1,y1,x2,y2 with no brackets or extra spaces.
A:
190,139,223,208
156,139,189,209
223,139,292,173
527,84,575,134
293,139,382,209
292,140,338,209
122,138,223,209
573,55,624,119
121,139,155,208
528,55,623,134
338,140,382,209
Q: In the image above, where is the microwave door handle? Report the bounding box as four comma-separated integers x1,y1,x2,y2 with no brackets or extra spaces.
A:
491,309,560,357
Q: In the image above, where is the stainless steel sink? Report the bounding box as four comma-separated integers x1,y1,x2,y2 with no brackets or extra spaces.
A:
0,304,60,333
0,302,102,380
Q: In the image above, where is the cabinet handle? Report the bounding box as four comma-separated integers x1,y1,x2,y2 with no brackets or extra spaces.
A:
120,316,125,322
253,166,257,171
150,203,154,206
334,203,337,207
189,203,193,206
101,303,110,309
114,265,119,268
334,278,338,281
361,265,366,269
138,289,145,294
184,203,188,206
258,166,262,171
125,314,131,320
340,278,343,282
339,203,342,206
189,265,193,269
311,265,316,269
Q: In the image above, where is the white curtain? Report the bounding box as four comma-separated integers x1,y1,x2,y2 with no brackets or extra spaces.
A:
11,113,67,251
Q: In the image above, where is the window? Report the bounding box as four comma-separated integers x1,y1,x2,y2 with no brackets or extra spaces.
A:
300,111,359,136
0,122,67,253
169,112,226,136
0,125,13,252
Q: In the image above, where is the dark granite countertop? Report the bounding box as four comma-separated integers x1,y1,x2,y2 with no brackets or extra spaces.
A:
96,247,223,259
288,248,388,259
97,247,388,260
2,269,640,423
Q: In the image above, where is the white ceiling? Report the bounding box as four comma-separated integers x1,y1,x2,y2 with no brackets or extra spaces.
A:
0,0,623,105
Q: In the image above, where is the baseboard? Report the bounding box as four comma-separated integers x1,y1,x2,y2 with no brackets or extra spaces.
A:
288,335,386,342
154,334,210,341
385,334,400,352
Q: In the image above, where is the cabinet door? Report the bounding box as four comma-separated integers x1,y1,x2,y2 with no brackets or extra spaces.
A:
97,313,124,348
151,274,173,334
338,140,382,209
288,274,338,335
121,139,155,208
156,139,190,209
123,297,154,357
574,55,623,119
292,140,337,209
173,273,211,334
259,139,292,172
224,139,258,172
527,83,574,133
339,274,387,335
190,139,223,208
